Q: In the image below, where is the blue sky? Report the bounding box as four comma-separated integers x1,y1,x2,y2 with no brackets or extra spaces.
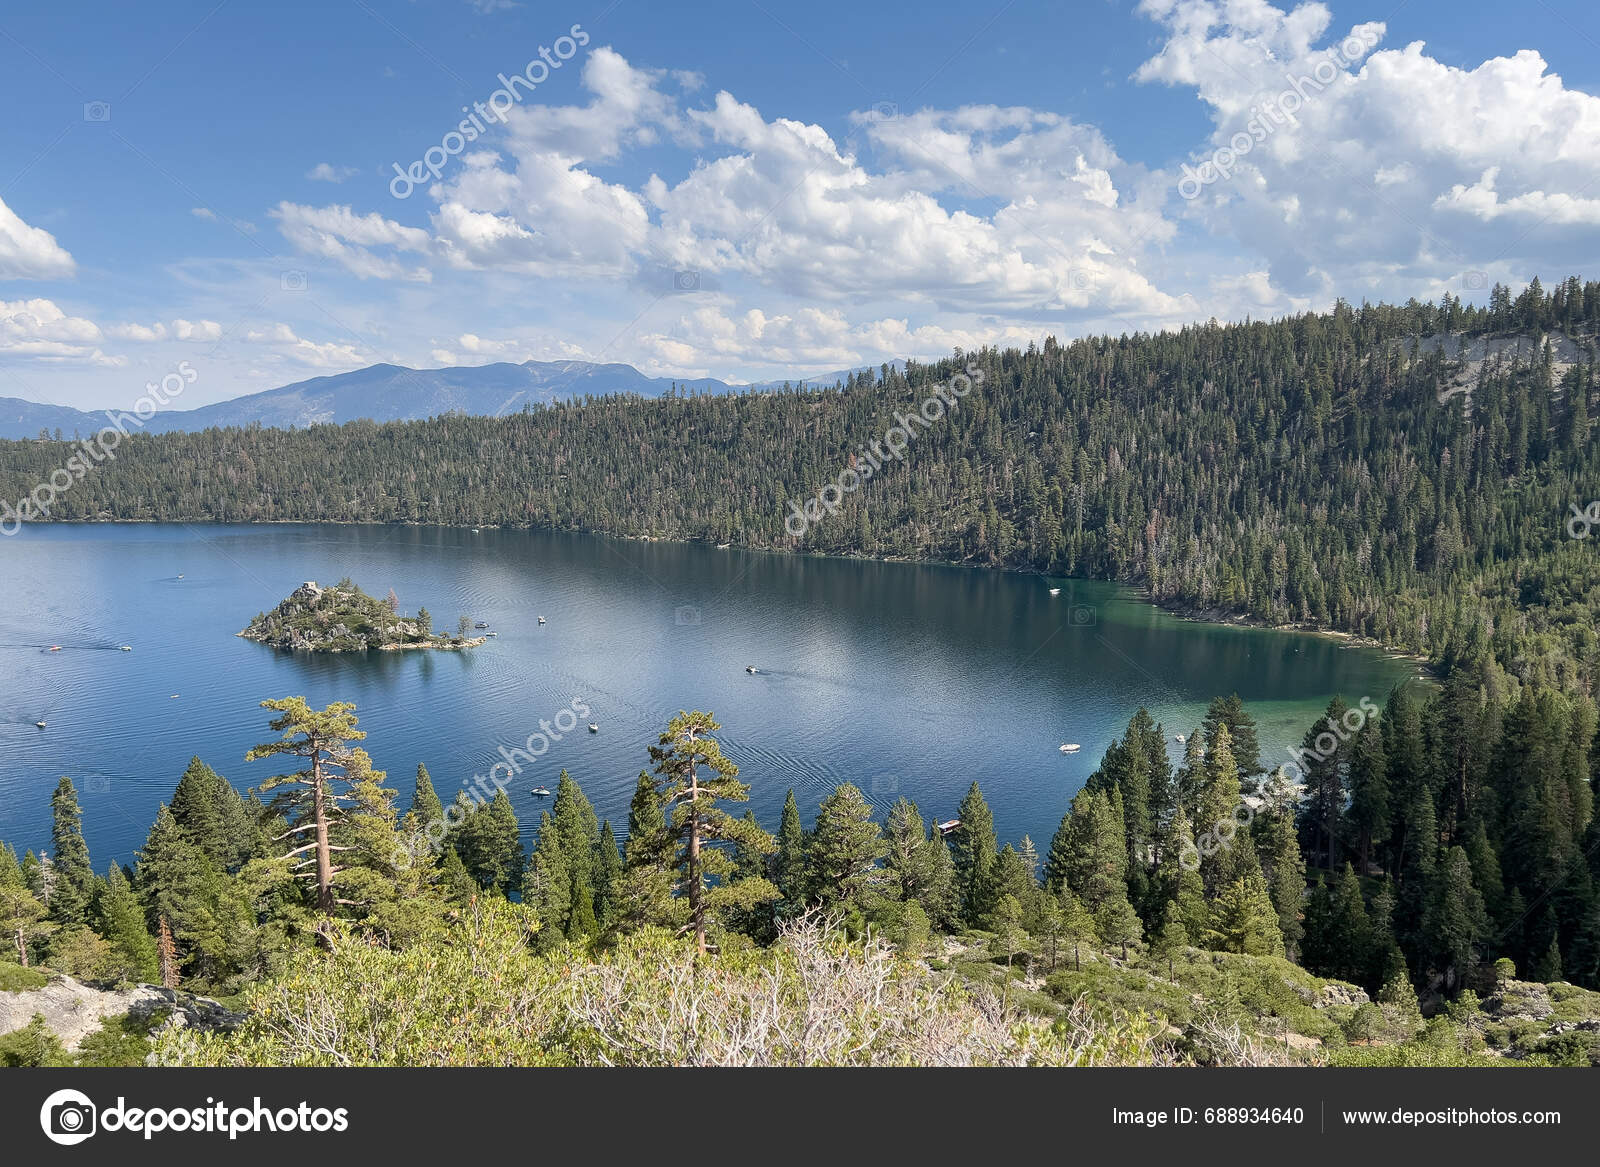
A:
3,0,1600,409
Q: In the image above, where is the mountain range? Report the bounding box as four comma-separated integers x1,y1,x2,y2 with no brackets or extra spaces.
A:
0,358,902,440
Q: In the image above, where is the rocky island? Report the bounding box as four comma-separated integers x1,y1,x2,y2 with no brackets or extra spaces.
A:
238,579,486,653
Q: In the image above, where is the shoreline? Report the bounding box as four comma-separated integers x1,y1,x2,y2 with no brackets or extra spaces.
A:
31,516,1434,671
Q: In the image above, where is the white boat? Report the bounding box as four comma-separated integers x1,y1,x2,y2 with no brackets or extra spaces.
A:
1059,743,1081,754
35,720,46,729
1048,587,1061,596
588,723,599,733
745,665,758,674
537,616,546,625
119,645,132,651
1174,734,1185,743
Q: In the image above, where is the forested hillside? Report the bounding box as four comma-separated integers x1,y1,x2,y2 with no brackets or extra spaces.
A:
5,279,1599,689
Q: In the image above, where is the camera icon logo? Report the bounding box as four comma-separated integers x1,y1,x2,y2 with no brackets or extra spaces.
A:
85,775,110,794
868,100,899,121
672,270,701,292
281,270,308,293
1069,604,1097,627
83,102,111,123
1461,270,1489,291
40,1088,97,1146
674,605,702,626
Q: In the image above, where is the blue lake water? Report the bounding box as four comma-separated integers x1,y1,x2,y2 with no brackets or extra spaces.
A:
0,524,1423,867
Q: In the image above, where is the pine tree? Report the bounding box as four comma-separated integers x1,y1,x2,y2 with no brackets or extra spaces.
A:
774,788,808,907
407,763,444,833
1150,902,1189,979
523,812,570,941
1346,721,1390,875
0,844,49,967
1050,789,1126,912
594,821,621,928
1175,731,1207,822
807,784,886,914
988,894,1030,976
48,777,94,927
1298,698,1350,871
1095,894,1143,960
245,698,369,913
1204,869,1283,957
169,756,253,872
1204,694,1261,778
1057,886,1096,971
624,772,670,870
950,782,998,926
648,711,777,954
95,865,157,983
1422,846,1488,993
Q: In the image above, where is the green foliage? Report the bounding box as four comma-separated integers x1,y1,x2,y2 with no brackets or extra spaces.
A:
239,580,463,652
0,1013,69,1066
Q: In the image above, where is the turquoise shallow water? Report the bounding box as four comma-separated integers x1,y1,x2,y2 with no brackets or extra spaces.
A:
0,524,1422,865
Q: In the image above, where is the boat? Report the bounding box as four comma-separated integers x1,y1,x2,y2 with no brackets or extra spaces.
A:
119,645,132,651
531,786,551,797
48,645,61,652
1049,587,1061,596
588,723,599,733
935,818,961,836
1059,743,1081,754
537,616,546,625
745,665,757,674
486,631,498,638
177,574,184,579
474,621,490,629
170,694,179,699
35,721,46,729
1174,734,1185,743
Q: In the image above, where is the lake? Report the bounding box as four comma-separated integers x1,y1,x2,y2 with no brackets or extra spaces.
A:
0,524,1424,867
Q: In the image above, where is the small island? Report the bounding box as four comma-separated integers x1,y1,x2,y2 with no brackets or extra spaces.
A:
239,579,486,653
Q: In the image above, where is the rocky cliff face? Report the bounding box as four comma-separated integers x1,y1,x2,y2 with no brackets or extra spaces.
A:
0,974,242,1050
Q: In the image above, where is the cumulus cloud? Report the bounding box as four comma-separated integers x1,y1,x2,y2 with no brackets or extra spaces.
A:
107,318,224,342
243,322,368,368
0,197,75,280
1136,0,1600,300
271,202,433,281
0,298,119,364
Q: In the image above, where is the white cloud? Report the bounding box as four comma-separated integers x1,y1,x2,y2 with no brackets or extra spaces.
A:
107,318,224,343
1136,0,1600,299
272,202,433,281
306,163,360,183
0,298,119,364
243,322,368,368
0,197,75,280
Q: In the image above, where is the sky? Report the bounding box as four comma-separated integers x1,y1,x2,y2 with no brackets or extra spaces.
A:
2,0,1600,411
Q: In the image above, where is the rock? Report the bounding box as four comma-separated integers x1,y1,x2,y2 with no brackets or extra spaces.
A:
0,974,242,1050
1315,983,1370,1008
